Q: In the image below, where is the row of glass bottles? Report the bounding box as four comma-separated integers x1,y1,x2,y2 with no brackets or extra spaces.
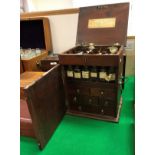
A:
66,66,116,82
20,48,42,59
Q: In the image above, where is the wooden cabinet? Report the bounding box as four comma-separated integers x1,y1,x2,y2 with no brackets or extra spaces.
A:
59,3,129,122
20,3,129,150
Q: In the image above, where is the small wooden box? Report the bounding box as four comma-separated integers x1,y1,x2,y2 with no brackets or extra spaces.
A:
20,17,52,71
40,55,59,71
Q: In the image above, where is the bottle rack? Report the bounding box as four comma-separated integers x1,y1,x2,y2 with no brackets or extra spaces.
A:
64,65,117,83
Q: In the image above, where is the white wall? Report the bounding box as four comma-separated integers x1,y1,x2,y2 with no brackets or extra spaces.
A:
48,14,78,53
31,0,73,11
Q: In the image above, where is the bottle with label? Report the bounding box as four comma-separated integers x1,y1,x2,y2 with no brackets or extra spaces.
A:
99,67,107,82
74,66,81,79
90,66,98,81
82,66,90,80
107,67,116,83
66,65,74,79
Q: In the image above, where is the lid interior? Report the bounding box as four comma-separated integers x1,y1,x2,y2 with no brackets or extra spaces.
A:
76,3,129,46
20,20,46,49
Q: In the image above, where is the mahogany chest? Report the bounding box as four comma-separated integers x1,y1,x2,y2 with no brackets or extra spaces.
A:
21,3,129,149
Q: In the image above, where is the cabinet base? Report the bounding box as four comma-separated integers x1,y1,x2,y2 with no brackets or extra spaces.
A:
67,97,122,123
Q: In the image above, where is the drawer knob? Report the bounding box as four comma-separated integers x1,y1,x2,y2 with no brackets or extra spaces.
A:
36,61,41,68
104,101,109,106
118,79,122,85
78,106,82,111
89,99,92,103
76,89,80,93
101,109,104,114
73,97,77,102
101,91,104,95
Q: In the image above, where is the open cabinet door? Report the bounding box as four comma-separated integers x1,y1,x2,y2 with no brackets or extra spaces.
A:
24,64,66,149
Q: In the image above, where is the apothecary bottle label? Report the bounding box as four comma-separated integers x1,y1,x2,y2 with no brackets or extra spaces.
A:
67,71,73,77
99,72,107,80
108,74,115,81
82,71,89,79
74,72,81,78
90,72,97,78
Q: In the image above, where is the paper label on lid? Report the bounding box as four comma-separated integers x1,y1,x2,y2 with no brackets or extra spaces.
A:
88,18,116,29
67,71,73,77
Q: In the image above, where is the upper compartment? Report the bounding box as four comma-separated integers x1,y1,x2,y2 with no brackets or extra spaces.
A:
76,3,129,46
20,17,52,51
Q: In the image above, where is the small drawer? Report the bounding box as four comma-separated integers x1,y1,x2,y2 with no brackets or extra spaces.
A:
81,104,99,114
67,86,90,96
99,106,115,117
98,100,116,117
90,88,104,96
90,88,115,99
104,89,116,100
79,96,98,106
99,99,115,107
68,95,80,104
68,94,81,111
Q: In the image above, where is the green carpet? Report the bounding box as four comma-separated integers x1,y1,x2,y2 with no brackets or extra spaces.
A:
20,76,135,155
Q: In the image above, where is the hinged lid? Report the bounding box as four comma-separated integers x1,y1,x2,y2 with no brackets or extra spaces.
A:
76,3,129,46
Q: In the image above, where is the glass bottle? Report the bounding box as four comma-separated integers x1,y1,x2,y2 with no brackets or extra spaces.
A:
36,48,41,55
74,66,81,79
66,65,74,78
82,66,90,80
90,66,98,81
107,67,116,83
99,67,107,82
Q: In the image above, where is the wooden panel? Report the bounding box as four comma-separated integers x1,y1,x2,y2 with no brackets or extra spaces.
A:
20,8,80,18
20,71,44,99
43,18,53,51
20,59,24,74
59,54,85,65
40,55,59,71
24,65,66,149
85,54,119,66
